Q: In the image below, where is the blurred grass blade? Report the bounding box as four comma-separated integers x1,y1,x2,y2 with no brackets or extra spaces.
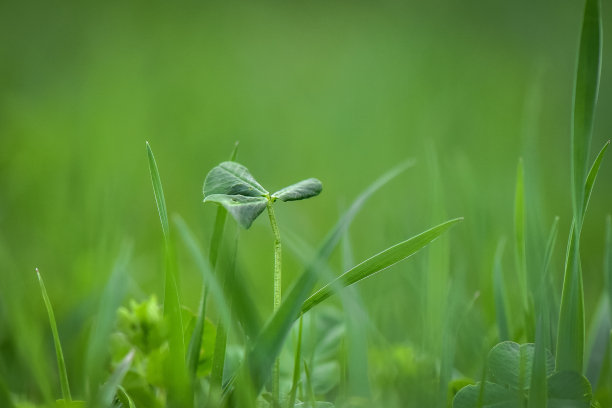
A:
528,313,548,407
116,386,136,408
557,0,601,375
606,215,612,322
540,217,559,350
93,349,134,408
514,159,528,310
173,215,233,335
492,238,510,341
582,140,610,219
556,223,585,372
146,142,188,405
36,268,72,403
301,218,463,314
85,244,132,396
0,377,15,408
571,0,602,229
287,316,304,408
226,160,414,399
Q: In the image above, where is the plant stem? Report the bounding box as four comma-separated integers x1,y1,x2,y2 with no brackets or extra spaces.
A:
267,199,282,406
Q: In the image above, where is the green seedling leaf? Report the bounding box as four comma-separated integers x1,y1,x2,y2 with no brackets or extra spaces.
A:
488,342,554,391
547,371,592,408
204,194,268,230
203,161,268,198
300,218,463,314
36,268,72,403
453,382,522,408
272,178,323,202
225,160,414,400
94,349,135,408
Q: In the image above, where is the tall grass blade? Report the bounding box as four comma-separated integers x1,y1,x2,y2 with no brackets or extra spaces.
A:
514,159,528,311
85,244,132,397
493,238,510,341
557,0,602,374
226,160,414,399
0,377,15,408
188,142,238,381
571,0,602,229
93,350,135,408
36,268,72,403
146,142,188,405
301,218,463,314
287,316,304,408
606,215,612,322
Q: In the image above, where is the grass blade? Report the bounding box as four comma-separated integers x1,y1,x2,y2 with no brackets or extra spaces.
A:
571,0,602,229
287,316,304,408
582,140,610,219
606,215,612,323
146,142,188,405
492,238,510,341
93,349,135,408
85,244,131,397
226,160,414,399
514,159,528,311
301,218,463,314
36,268,72,403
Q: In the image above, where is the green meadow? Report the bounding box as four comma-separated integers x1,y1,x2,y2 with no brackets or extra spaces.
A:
1,0,612,407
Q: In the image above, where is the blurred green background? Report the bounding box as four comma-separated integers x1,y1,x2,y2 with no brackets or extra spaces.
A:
1,0,612,403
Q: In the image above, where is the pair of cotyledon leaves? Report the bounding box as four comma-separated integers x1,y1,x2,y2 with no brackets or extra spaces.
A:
203,161,323,229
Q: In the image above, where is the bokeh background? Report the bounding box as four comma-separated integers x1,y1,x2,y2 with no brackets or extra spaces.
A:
1,0,612,404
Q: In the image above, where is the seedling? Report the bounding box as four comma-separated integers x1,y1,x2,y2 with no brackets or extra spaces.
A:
203,161,322,403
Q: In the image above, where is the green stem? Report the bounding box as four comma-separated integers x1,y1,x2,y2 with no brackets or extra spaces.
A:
267,199,282,406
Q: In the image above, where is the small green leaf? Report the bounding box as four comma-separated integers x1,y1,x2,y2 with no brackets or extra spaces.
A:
488,342,554,391
453,382,522,408
272,178,323,202
204,194,268,229
93,350,135,408
547,371,592,408
203,161,268,198
300,218,463,314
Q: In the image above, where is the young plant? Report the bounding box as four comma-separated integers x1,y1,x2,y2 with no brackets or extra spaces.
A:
202,161,323,403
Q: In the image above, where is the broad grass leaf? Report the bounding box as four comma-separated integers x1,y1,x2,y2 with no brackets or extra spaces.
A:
204,194,268,229
300,218,463,314
547,371,592,408
273,178,323,202
203,161,268,198
453,382,522,408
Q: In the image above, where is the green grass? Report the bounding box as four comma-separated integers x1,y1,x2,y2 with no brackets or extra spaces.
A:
3,0,612,407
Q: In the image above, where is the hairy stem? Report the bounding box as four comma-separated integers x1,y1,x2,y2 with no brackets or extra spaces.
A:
267,199,282,406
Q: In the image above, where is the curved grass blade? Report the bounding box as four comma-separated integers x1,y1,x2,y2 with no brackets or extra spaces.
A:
225,159,414,399
300,218,463,314
85,244,132,397
116,386,136,408
571,0,602,229
287,316,304,408
36,268,72,403
493,238,510,342
582,140,610,220
93,349,134,408
146,142,188,405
